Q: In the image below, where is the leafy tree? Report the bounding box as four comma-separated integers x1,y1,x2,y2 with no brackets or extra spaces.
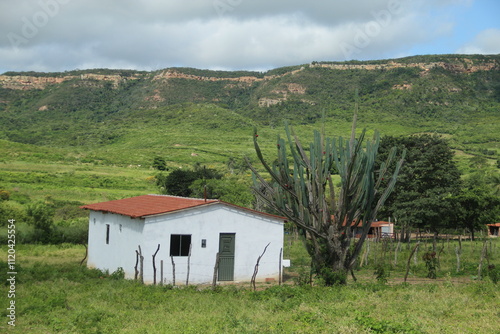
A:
449,179,500,240
156,169,198,197
488,172,500,196
155,165,223,197
189,177,254,207
377,135,462,240
26,201,55,243
248,115,404,285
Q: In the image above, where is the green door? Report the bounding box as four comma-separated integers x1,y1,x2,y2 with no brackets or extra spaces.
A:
218,233,235,281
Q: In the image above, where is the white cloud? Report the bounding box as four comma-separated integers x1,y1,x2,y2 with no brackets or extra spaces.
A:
457,28,500,54
0,0,498,73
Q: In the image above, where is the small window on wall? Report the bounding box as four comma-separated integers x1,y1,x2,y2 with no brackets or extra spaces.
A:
170,234,191,256
106,224,110,244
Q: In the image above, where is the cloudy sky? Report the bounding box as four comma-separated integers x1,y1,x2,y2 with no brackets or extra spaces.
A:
1,0,499,74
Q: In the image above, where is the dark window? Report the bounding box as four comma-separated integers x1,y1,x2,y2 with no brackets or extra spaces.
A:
170,234,191,256
106,224,110,244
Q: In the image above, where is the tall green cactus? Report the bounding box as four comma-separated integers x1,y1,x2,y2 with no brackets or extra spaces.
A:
249,113,405,284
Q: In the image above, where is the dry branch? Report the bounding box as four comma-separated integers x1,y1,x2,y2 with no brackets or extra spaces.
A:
251,243,270,291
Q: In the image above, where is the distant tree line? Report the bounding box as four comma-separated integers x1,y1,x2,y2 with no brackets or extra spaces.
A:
376,134,500,240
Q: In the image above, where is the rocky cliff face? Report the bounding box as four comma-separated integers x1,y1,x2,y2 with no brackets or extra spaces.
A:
1,56,498,91
0,73,141,90
311,58,498,74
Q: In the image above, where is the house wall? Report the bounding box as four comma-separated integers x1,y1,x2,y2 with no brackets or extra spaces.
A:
87,204,284,285
381,223,394,235
87,211,145,279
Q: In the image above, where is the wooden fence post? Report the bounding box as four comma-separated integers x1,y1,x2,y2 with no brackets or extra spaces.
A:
455,236,462,273
170,256,176,286
138,245,144,284
186,243,192,286
152,244,160,285
212,252,220,290
134,250,139,280
251,243,270,291
279,248,282,286
160,260,164,286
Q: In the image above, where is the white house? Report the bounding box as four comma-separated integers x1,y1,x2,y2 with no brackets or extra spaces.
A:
81,195,286,285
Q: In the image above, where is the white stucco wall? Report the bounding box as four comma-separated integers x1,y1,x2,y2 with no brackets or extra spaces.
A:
87,211,145,279
87,203,284,285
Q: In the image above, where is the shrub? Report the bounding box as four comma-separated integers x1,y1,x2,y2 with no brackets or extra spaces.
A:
423,250,438,279
317,267,347,286
152,156,168,171
486,264,498,284
109,267,125,280
374,264,389,284
0,189,10,201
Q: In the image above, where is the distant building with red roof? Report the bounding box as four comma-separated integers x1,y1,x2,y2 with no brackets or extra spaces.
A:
487,223,500,237
81,195,286,285
346,220,394,239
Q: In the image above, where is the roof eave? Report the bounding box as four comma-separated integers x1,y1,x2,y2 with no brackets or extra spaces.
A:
139,201,221,218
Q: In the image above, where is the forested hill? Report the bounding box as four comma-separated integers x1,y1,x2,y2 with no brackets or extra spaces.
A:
0,54,499,165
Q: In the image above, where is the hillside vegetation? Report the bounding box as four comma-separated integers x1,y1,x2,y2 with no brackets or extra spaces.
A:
0,54,499,206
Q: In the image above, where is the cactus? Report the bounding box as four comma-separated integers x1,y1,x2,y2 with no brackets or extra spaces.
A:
248,111,405,285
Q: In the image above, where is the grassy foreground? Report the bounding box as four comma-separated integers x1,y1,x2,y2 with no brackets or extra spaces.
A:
1,243,499,334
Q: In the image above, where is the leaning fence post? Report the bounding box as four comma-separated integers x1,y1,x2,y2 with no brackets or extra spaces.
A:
404,242,420,283
212,252,220,290
251,243,270,291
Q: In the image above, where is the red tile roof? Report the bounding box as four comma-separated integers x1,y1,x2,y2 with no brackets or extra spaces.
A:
80,195,218,218
81,194,286,221
487,223,500,227
341,220,393,227
371,221,393,227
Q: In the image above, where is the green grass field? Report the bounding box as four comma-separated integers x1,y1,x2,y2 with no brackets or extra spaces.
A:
0,238,498,333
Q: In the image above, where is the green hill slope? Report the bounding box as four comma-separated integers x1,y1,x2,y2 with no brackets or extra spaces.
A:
0,54,499,165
